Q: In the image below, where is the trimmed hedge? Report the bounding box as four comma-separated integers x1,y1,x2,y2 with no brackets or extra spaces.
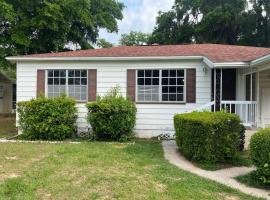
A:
250,128,270,186
87,87,136,141
17,96,77,140
174,111,243,164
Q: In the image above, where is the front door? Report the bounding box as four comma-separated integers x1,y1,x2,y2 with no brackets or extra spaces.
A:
261,88,270,128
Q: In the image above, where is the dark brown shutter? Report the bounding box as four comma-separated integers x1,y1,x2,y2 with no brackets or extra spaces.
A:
127,69,136,102
88,69,97,101
37,70,45,97
186,69,196,103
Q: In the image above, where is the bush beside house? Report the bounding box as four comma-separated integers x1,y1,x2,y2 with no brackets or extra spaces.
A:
174,111,243,164
250,129,270,187
17,96,77,140
87,88,136,141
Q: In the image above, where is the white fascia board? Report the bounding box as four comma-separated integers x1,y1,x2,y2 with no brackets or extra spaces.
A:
6,55,205,62
213,62,250,68
250,54,270,66
7,55,252,69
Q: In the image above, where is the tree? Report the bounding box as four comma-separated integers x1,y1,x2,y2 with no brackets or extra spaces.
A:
0,0,124,76
239,0,270,47
119,31,151,46
97,39,113,48
150,0,248,45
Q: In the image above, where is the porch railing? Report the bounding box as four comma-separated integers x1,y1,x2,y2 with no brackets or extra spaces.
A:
221,101,257,126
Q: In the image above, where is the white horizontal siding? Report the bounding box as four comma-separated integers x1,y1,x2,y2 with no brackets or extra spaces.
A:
16,60,211,137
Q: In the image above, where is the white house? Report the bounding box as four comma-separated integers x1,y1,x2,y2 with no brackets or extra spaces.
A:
6,44,270,137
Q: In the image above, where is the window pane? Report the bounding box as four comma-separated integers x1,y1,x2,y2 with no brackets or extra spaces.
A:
153,70,159,77
48,78,53,85
81,70,87,77
177,78,184,85
162,70,168,77
162,86,168,93
54,78,59,85
177,94,184,101
162,78,168,85
68,70,75,77
138,70,144,77
48,70,54,77
177,86,183,93
152,78,159,85
152,94,159,101
169,78,176,85
48,86,53,93
60,78,66,85
145,70,151,77
68,78,74,85
138,94,144,101
54,70,59,77
162,94,168,101
75,78,80,85
169,94,176,101
75,70,81,77
60,70,66,77
170,70,176,77
169,86,176,93
177,70,184,77
145,78,151,85
138,78,144,85
81,78,87,85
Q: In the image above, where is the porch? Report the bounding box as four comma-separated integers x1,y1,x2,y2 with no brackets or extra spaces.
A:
210,66,270,128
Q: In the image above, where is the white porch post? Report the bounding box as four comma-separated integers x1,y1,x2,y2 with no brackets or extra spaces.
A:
256,72,260,127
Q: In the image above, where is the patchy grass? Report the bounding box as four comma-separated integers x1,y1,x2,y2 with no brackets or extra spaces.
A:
194,151,252,171
236,171,270,191
0,141,263,200
0,115,17,138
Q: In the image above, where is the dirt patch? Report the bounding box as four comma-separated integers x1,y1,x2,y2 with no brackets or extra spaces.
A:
5,156,17,160
0,173,20,181
219,193,240,200
155,183,167,193
37,189,52,200
111,144,128,149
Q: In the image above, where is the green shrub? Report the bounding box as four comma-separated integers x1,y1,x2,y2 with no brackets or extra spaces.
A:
17,96,77,140
250,128,270,186
87,87,136,141
237,124,246,151
174,111,243,164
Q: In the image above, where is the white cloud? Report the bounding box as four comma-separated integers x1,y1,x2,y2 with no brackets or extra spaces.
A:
99,0,174,45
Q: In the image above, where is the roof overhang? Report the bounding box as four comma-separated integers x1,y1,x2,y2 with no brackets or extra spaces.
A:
6,54,270,69
250,54,270,66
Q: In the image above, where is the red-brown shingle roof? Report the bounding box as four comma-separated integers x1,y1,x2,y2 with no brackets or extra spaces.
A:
24,44,270,63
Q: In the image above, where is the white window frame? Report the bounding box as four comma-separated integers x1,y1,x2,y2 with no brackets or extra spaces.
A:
45,69,88,102
135,69,186,103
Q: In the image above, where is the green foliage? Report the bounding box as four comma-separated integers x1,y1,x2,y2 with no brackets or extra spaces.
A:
87,87,136,141
250,128,270,186
150,0,270,47
0,0,124,70
174,111,243,164
17,96,77,140
97,39,113,48
120,31,151,46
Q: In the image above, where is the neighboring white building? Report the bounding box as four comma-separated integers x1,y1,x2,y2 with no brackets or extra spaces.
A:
6,44,270,137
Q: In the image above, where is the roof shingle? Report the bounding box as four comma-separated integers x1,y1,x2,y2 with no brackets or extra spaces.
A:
24,44,270,63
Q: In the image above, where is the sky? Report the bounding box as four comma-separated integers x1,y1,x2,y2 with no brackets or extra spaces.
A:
99,0,175,45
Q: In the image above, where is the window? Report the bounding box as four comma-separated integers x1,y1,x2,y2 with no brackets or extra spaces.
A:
137,69,185,102
47,69,87,101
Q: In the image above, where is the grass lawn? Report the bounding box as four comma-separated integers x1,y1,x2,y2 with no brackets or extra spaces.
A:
0,140,263,200
195,150,252,171
0,114,17,139
236,172,270,191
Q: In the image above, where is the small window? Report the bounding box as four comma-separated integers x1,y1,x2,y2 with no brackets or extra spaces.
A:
47,69,88,101
137,69,185,103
